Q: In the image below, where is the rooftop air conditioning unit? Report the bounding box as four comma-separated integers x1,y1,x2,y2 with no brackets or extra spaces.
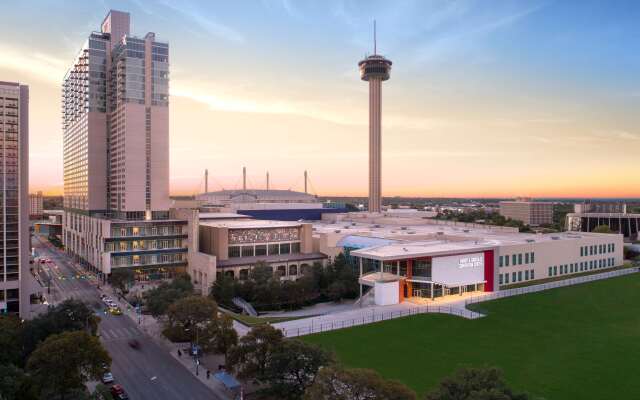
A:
334,230,341,233
463,229,470,233
401,227,407,230
374,224,381,228
526,239,535,243
551,236,560,240
437,231,444,235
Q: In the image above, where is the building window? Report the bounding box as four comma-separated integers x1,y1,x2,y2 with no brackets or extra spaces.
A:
505,273,509,284
531,252,535,263
580,247,583,257
242,246,254,257
548,266,552,277
505,256,509,267
525,270,529,280
512,272,516,282
530,269,535,279
517,271,522,281
255,245,267,256
499,256,503,267
229,246,241,258
268,243,279,255
499,274,503,285
291,242,301,254
525,253,529,264
553,266,557,275
612,244,615,252
512,255,517,265
518,254,522,265
280,243,291,255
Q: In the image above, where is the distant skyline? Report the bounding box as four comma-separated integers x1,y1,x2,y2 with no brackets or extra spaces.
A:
1,0,638,198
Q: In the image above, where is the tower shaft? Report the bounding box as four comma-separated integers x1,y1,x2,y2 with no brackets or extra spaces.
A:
368,78,382,212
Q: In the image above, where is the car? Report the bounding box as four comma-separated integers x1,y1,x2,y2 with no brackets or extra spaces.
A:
108,307,122,315
101,372,114,384
128,339,140,349
110,384,129,400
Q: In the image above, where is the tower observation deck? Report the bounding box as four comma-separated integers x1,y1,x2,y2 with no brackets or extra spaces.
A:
358,24,392,213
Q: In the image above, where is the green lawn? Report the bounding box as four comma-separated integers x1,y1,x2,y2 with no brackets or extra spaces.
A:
303,273,640,399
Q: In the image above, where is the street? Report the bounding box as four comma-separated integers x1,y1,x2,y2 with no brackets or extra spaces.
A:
33,235,228,400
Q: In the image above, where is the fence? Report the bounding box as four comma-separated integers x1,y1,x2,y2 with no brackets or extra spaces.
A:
464,266,639,308
281,266,639,338
281,305,483,338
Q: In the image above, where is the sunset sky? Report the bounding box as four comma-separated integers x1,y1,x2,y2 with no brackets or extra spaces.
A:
1,0,638,198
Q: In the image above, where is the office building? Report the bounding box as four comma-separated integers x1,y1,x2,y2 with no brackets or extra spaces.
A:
62,10,186,281
29,191,43,219
499,198,554,226
0,81,31,316
566,206,639,241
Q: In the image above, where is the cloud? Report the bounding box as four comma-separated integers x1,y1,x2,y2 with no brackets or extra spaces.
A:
158,1,244,43
171,80,459,132
0,45,67,85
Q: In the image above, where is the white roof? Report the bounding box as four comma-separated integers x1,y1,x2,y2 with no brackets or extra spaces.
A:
200,219,302,229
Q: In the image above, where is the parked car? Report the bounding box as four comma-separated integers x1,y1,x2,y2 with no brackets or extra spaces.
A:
128,339,140,349
110,384,129,400
102,371,114,384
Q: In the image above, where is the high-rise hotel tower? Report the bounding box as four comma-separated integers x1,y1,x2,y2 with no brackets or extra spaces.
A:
0,81,30,317
62,10,187,281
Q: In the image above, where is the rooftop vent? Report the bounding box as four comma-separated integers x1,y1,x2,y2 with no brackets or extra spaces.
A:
436,231,444,235
351,222,356,226
374,224,381,228
463,229,470,233
408,231,416,234
401,226,408,230
526,239,535,243
334,230,341,233
551,236,560,240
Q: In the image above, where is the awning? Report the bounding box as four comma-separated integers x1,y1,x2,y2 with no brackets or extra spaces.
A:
214,371,241,390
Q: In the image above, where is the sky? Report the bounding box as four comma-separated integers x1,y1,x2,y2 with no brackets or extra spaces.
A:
1,0,639,198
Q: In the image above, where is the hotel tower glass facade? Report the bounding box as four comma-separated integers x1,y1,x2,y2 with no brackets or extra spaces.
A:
62,10,186,281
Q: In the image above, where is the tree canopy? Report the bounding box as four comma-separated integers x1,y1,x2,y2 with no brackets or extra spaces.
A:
592,224,614,234
26,330,111,400
304,366,417,400
424,367,529,400
227,324,284,383
143,274,194,317
109,268,135,297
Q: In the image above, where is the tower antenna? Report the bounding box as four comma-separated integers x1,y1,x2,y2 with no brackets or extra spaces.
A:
373,19,377,54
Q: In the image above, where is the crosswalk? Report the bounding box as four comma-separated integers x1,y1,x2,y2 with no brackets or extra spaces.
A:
100,326,143,341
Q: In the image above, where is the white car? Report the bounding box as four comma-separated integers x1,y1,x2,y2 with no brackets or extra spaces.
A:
102,372,114,384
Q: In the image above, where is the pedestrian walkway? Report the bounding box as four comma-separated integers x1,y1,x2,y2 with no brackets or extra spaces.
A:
100,326,144,342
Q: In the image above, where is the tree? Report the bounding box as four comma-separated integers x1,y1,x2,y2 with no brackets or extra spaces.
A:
166,296,218,342
227,324,284,383
210,275,237,307
109,268,134,297
424,367,529,400
264,340,335,399
0,364,37,400
592,224,614,234
144,274,194,317
27,331,111,400
22,299,98,357
304,366,417,400
212,314,238,359
251,262,274,286
0,316,23,366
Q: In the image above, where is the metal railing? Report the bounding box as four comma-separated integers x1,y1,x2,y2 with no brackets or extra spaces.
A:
280,305,483,338
465,266,639,307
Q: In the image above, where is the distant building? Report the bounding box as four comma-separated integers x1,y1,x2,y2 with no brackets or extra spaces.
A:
196,189,347,221
574,201,627,214
499,198,553,226
0,81,32,317
29,191,43,219
566,202,639,241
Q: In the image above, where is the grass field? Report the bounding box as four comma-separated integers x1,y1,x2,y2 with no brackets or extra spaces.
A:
303,273,640,399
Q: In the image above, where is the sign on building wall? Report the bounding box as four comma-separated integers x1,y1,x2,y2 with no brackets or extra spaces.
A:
432,252,485,286
228,227,300,244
